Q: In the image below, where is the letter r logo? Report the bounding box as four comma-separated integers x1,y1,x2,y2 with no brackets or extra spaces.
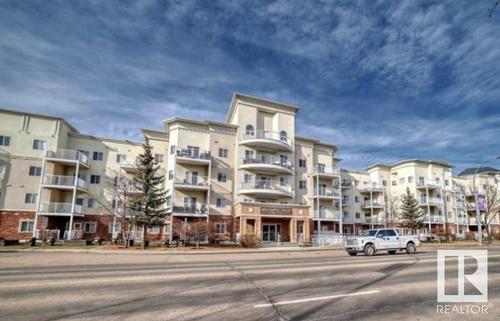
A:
437,250,488,302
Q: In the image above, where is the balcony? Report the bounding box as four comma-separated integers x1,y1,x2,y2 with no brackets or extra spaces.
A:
240,130,293,152
364,216,386,224
362,201,385,209
38,202,85,216
341,181,352,189
465,189,486,197
176,149,211,165
423,215,445,223
456,217,468,225
416,179,441,189
41,175,87,191
455,201,467,209
45,149,89,167
419,198,443,206
172,204,209,217
359,182,384,193
239,180,293,198
240,154,293,175
119,160,140,174
314,209,341,220
313,165,340,177
313,189,340,199
173,176,210,191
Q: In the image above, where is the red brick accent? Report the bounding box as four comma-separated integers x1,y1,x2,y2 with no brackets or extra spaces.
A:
209,215,235,243
0,211,42,240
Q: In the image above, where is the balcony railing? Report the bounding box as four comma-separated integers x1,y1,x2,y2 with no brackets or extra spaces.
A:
45,149,89,166
455,201,467,209
172,204,209,215
243,154,292,170
314,189,340,197
241,180,293,194
423,215,445,223
313,165,340,176
456,217,468,224
42,175,87,189
420,198,443,206
360,182,384,192
314,209,341,220
176,149,211,160
364,216,386,224
341,181,352,189
417,179,441,189
175,175,210,187
362,201,385,208
242,130,292,148
39,202,85,215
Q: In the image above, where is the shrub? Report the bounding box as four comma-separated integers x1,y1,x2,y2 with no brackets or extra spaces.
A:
492,232,500,241
465,232,476,241
240,234,260,248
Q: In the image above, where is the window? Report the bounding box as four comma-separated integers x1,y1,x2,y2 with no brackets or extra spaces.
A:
88,198,96,208
168,170,173,180
19,220,34,232
244,150,254,160
170,145,176,155
32,139,46,150
76,198,84,206
382,180,387,186
354,196,359,203
218,148,228,158
90,175,101,184
112,198,122,209
279,177,288,186
355,212,361,219
24,193,37,204
116,154,126,164
445,179,449,186
149,225,160,234
108,223,121,234
83,222,97,233
298,159,306,168
166,196,171,207
0,164,6,174
163,222,171,235
244,174,252,184
155,154,164,163
299,180,306,189
392,180,397,186
217,172,227,182
215,222,226,234
280,130,287,142
78,150,89,157
399,177,405,184
92,152,103,161
28,166,42,176
245,125,254,136
0,135,11,146
216,198,225,208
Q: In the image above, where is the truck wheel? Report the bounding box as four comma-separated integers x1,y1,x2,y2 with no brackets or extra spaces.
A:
364,244,375,256
388,250,396,255
406,242,416,254
347,250,357,256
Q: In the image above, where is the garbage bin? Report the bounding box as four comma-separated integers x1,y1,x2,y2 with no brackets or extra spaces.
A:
128,239,134,247
30,237,37,247
49,237,55,246
143,240,150,248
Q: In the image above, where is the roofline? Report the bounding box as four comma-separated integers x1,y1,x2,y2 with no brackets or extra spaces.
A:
225,92,300,123
69,132,142,146
295,135,337,151
164,117,238,129
0,107,80,133
141,128,169,137
367,159,453,170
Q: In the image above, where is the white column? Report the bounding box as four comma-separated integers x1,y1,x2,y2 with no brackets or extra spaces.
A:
370,190,374,229
33,159,46,238
68,162,79,240
338,173,343,234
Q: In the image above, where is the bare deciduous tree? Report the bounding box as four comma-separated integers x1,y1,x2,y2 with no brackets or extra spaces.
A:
385,193,399,227
482,182,500,241
187,220,208,249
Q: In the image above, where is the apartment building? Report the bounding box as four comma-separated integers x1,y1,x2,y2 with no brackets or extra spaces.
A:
0,93,341,244
341,161,500,238
1,94,498,244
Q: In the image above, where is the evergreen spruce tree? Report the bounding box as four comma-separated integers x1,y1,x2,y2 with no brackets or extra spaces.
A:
129,140,167,248
400,187,424,234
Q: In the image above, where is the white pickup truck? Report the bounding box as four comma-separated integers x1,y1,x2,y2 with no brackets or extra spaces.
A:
345,228,420,256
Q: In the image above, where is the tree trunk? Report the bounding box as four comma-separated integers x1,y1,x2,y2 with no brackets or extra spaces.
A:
143,225,147,249
196,239,200,249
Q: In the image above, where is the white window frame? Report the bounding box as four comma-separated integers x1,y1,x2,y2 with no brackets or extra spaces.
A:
92,151,103,161
0,135,11,146
148,225,160,234
28,166,42,176
217,172,227,182
24,193,37,204
215,222,226,234
116,154,127,164
218,148,228,158
90,175,101,184
18,220,34,233
32,139,46,150
83,222,97,233
154,154,164,163
216,198,225,208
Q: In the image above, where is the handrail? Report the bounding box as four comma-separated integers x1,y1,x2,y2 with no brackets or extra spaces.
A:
45,149,89,165
242,130,292,147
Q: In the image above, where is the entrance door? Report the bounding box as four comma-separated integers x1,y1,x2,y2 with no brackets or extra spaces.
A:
262,224,281,242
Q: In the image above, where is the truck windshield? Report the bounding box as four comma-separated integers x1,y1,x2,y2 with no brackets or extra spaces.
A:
359,230,378,236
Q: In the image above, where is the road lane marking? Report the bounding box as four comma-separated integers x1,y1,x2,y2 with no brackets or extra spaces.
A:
253,290,380,307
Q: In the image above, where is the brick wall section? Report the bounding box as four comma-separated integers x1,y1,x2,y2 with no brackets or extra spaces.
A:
209,215,235,243
0,211,42,240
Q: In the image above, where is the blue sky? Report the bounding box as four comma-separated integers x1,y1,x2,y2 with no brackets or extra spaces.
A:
1,0,499,174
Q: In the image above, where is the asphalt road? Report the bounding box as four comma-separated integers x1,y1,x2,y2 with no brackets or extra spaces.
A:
0,247,499,321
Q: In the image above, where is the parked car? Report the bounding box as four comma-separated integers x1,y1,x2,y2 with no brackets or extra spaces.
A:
345,228,420,256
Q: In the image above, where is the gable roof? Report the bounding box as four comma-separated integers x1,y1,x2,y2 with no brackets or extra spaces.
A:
458,167,499,176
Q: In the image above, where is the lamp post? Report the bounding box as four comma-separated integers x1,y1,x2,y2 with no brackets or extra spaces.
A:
472,156,500,246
